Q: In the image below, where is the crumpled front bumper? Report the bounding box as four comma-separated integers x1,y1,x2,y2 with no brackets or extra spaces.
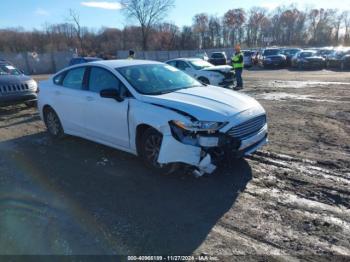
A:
157,124,268,176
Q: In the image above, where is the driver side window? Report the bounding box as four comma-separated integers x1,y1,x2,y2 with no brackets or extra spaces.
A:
89,67,121,93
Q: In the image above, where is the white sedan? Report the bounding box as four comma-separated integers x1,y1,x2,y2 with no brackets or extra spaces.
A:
38,60,268,176
166,58,235,88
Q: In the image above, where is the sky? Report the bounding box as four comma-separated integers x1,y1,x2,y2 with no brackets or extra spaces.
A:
0,0,347,30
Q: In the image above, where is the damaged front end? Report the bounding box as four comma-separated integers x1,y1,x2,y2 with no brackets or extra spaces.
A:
157,116,268,177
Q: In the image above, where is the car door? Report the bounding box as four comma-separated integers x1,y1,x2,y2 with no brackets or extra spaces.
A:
83,66,130,149
52,66,87,134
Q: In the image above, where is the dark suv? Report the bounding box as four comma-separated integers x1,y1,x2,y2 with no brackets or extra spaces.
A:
260,48,287,68
69,57,102,66
0,61,38,107
209,52,227,66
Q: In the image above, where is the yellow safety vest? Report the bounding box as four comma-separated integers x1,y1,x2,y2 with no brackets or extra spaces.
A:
232,52,244,69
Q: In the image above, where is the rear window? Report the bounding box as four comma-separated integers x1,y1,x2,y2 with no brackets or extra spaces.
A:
212,53,225,59
53,73,65,85
62,67,86,90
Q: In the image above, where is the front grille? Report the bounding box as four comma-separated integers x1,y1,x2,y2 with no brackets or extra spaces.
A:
227,115,266,139
214,70,234,80
0,84,29,95
222,71,234,79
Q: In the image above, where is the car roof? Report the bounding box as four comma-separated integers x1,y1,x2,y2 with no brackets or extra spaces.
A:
89,59,163,68
167,58,202,62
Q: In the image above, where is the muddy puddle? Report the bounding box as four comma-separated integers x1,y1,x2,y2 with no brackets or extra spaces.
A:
254,92,346,103
258,80,350,89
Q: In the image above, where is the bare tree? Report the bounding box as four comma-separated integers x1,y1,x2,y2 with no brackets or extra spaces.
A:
67,9,84,54
223,9,245,46
343,11,350,44
193,13,209,48
208,16,222,47
121,0,175,50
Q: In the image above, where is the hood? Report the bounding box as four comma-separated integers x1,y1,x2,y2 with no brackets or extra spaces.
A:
201,65,232,73
140,86,263,122
0,74,32,85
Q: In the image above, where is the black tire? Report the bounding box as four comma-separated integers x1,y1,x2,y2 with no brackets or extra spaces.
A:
24,101,37,108
140,128,174,174
44,107,64,139
198,77,210,85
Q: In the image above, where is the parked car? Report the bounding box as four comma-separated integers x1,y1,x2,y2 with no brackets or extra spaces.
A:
260,48,287,68
316,47,334,58
340,54,350,70
281,48,302,66
38,60,268,176
69,57,103,66
194,51,209,61
0,61,38,107
243,50,253,68
209,52,227,66
326,49,350,69
166,58,235,87
291,50,325,69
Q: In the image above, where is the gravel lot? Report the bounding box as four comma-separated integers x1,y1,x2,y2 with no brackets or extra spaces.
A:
0,69,349,259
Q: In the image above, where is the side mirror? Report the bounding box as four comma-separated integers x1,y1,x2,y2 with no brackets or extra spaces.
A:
100,88,124,102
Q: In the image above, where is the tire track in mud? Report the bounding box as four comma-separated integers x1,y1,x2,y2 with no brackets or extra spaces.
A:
197,151,350,256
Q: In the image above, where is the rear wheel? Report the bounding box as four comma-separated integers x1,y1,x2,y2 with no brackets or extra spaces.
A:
44,107,64,139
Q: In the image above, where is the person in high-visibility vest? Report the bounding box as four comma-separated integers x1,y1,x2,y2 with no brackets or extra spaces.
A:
231,44,244,90
128,50,135,60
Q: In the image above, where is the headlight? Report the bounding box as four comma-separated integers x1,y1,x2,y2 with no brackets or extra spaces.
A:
171,120,227,133
28,80,38,90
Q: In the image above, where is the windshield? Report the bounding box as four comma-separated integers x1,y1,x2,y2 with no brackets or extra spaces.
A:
263,49,280,56
300,52,315,58
0,64,22,76
117,64,203,95
283,49,300,56
189,60,213,70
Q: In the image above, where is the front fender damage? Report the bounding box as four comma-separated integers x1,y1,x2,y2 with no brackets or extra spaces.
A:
157,134,217,177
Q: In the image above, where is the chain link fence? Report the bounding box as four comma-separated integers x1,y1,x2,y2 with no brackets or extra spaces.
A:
0,51,75,75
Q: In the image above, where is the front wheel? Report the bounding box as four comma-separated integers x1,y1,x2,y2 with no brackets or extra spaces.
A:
140,128,175,174
198,77,210,85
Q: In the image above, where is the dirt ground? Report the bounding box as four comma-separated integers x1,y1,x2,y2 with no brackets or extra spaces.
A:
0,69,349,259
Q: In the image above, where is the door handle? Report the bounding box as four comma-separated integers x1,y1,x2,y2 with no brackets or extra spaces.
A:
86,96,94,101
